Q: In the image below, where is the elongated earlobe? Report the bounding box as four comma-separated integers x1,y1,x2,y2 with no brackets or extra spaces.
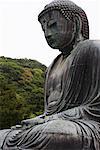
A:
75,14,84,43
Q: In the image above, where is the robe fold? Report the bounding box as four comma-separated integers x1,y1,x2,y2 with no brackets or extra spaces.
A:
1,40,100,150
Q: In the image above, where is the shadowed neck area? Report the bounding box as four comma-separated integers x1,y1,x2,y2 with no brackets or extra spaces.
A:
59,41,75,57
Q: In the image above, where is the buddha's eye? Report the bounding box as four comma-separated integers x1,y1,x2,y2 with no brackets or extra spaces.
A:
48,20,57,28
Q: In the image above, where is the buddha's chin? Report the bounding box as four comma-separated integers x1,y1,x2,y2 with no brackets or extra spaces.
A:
47,42,59,49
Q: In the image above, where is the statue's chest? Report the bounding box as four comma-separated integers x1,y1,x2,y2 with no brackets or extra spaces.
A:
47,55,72,105
48,55,72,88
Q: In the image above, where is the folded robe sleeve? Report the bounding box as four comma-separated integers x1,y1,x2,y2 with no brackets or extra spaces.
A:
47,40,100,122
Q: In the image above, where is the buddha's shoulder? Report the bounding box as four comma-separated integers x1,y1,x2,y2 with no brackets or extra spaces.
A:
79,40,100,47
75,40,100,55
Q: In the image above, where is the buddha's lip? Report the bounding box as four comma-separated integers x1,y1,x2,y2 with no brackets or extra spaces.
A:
47,38,55,44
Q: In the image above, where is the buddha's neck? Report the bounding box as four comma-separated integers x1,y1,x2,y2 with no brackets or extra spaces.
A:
59,44,74,57
59,37,80,56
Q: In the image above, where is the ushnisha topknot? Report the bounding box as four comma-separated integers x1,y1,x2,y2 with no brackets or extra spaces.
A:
38,0,89,40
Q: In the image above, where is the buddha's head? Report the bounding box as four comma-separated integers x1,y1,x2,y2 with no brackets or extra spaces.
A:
38,0,89,53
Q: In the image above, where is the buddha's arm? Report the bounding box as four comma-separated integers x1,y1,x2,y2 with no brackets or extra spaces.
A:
58,107,83,120
45,106,86,122
21,106,87,127
46,42,100,122
21,107,83,126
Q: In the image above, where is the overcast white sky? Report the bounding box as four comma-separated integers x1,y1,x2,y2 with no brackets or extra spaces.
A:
0,0,100,66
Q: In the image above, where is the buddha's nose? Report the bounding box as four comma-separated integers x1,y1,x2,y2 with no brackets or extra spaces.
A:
44,29,52,39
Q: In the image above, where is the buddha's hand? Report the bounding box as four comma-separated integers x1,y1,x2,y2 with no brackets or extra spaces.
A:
21,115,45,127
45,114,59,122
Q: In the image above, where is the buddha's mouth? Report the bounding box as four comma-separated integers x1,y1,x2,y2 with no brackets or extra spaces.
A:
47,38,55,45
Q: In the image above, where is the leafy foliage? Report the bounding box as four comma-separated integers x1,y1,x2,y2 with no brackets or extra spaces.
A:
0,56,46,129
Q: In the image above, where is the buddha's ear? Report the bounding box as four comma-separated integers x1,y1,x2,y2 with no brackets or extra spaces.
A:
74,14,84,42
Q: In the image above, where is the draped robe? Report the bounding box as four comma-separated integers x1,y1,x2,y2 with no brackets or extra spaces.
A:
1,40,100,150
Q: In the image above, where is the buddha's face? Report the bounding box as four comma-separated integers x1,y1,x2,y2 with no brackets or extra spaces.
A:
39,10,76,50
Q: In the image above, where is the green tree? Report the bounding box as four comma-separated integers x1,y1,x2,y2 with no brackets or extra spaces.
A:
0,79,27,129
0,56,46,128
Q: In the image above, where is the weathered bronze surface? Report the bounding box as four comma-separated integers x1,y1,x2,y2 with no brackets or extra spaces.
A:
0,0,100,149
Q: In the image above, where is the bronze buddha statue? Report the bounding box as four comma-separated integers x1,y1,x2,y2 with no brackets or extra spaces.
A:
0,0,100,149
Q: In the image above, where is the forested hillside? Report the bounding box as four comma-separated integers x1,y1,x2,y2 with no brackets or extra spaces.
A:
0,56,46,129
